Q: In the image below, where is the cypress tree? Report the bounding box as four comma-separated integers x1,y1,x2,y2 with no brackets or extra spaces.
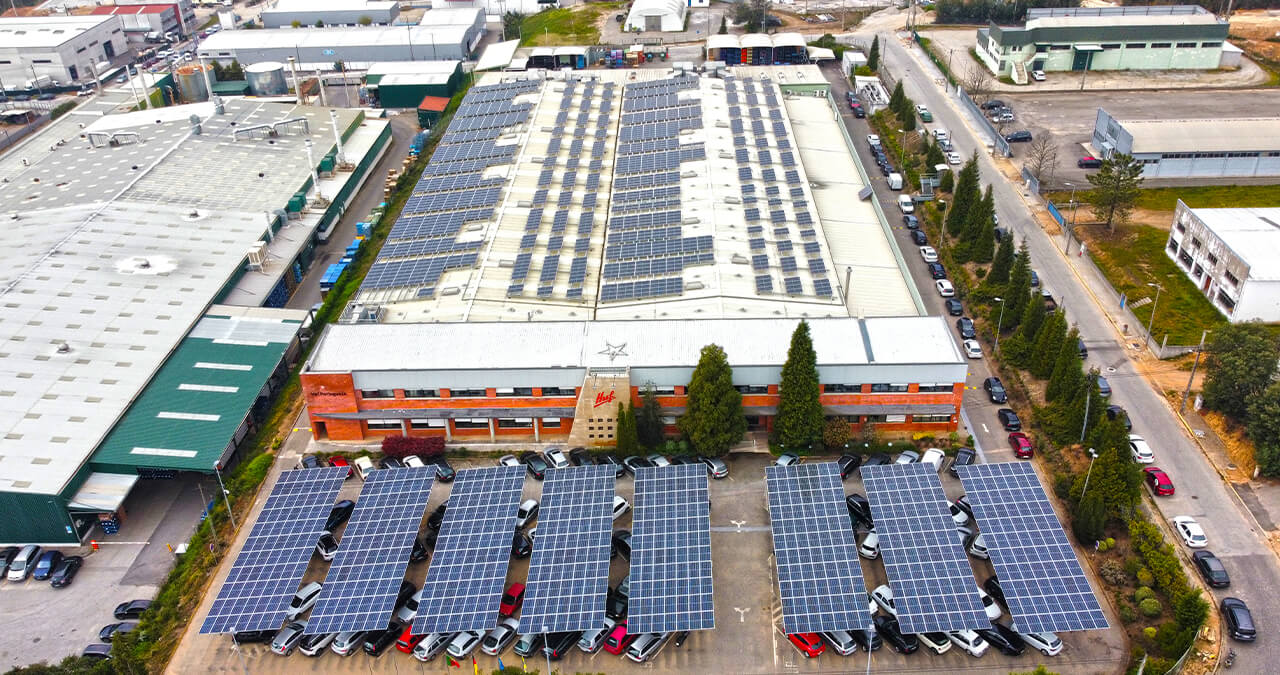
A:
636,385,664,449
1073,490,1106,544
1003,284,1047,367
938,170,954,193
615,402,639,456
901,105,917,132
775,321,825,452
867,36,880,71
1047,328,1085,402
970,187,997,263
925,139,945,169
988,235,1015,286
1002,242,1032,331
946,154,980,236
889,81,905,115
679,344,747,456
1031,313,1068,379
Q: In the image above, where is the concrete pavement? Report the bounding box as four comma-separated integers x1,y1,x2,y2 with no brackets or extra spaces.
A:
877,31,1280,670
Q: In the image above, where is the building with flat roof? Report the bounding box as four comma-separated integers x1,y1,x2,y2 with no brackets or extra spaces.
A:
0,15,127,87
301,66,955,447
196,17,483,68
260,0,400,29
0,94,391,545
1092,108,1280,179
364,60,464,108
1165,201,1280,322
976,6,1231,80
89,4,181,44
113,0,196,36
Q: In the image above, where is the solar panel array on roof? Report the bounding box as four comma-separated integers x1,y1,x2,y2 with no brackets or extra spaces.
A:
765,462,870,634
304,468,436,634
199,467,348,634
861,463,990,634
628,464,714,634
412,466,527,634
957,462,1109,634
519,465,615,633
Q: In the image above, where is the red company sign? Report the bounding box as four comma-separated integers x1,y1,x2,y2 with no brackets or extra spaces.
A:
593,391,617,408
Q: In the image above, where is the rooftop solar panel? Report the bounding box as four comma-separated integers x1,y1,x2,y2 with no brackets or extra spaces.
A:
629,464,714,634
411,466,527,634
199,467,348,634
519,465,615,634
861,463,990,634
305,468,436,634
957,463,1109,634
765,463,870,634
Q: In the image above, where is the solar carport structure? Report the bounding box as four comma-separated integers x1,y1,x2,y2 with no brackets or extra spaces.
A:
628,463,715,634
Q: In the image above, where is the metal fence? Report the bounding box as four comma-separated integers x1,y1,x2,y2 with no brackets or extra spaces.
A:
1020,165,1041,195
953,86,1011,158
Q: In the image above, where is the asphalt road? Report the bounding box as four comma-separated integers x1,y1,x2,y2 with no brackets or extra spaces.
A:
876,33,1280,669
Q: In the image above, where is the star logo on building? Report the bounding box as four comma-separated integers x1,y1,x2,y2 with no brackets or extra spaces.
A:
598,341,628,362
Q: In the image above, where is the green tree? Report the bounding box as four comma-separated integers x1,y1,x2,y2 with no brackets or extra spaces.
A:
1203,321,1280,421
291,20,302,28
1173,590,1210,631
888,80,905,116
1072,490,1105,544
925,139,945,168
333,60,345,72
358,15,373,26
503,11,525,40
966,186,996,263
679,344,747,456
938,170,954,193
615,402,639,456
1075,446,1140,521
946,154,980,236
1247,381,1280,477
867,35,880,71
636,385,664,449
719,16,727,34
224,59,245,80
988,234,1014,286
775,322,825,451
1030,312,1067,379
209,60,224,80
996,242,1032,334
1084,152,1144,232
314,19,325,27
1046,328,1084,402
1087,410,1131,458
901,105,917,132
1004,284,1046,367
823,418,851,451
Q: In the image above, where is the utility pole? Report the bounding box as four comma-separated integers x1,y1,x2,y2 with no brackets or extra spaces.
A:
1143,282,1163,348
1080,371,1094,443
1181,330,1210,413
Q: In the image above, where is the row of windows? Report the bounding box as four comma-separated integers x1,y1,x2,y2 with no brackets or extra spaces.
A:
360,386,578,399
362,382,957,400
823,383,954,393
366,417,565,430
1035,41,1220,52
1160,152,1265,159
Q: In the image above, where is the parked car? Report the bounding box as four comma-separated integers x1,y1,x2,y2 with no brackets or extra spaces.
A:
850,101,865,117
622,455,655,475
427,500,449,530
1144,467,1174,496
446,630,485,659
895,450,920,464
1222,597,1256,642
299,630,340,657
1008,432,1034,459
625,632,671,663
959,527,989,559
867,134,881,147
233,629,275,644
362,622,404,656
577,617,617,654
775,452,801,467
902,214,919,229
927,261,947,279
945,298,964,316
850,627,883,652
976,623,1025,656
612,495,632,520
606,576,630,619
379,456,404,470
946,151,962,165
1031,69,1046,81
699,455,729,478
956,317,976,339
81,644,112,660
498,454,521,468
353,456,375,480
49,555,83,588
542,631,582,660
390,582,419,623
328,456,352,477
6,545,40,581
499,583,526,617
870,584,897,616
482,617,521,656
863,453,892,468
1019,629,1063,656
949,447,977,477
520,451,550,479
846,494,873,529
431,458,456,482
921,448,946,471
1096,375,1112,397
512,530,532,559
270,621,308,656
330,630,367,656
874,615,919,654
0,547,20,577
838,454,863,479
911,229,928,245
936,279,955,297
515,499,539,529
285,582,323,620
821,629,859,656
31,550,64,581
1173,516,1208,548
1129,434,1155,463
296,455,322,469
597,453,626,478
1107,405,1132,431
99,621,138,643
544,447,571,469
113,599,152,620
1077,156,1103,169
787,632,826,658
920,246,939,262
1005,130,1033,142
858,529,881,559
1192,550,1230,588
918,631,952,654
513,633,545,658
411,632,452,661
603,620,636,655
997,408,1021,431
325,500,355,531
315,532,339,561
947,629,990,657
983,576,1008,609
569,447,592,466
982,377,1007,404
949,502,971,527
963,340,984,359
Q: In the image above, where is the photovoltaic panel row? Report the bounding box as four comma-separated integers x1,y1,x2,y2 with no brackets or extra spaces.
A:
764,462,870,635
304,468,436,635
957,462,1109,633
599,277,682,302
412,466,527,634
861,463,990,634
628,464,714,634
519,465,615,634
199,467,348,634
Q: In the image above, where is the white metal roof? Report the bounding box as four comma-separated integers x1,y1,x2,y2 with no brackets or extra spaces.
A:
265,0,398,12
1119,117,1280,154
476,39,520,71
1187,205,1280,281
706,34,738,50
626,0,686,19
416,7,484,27
740,33,772,49
197,23,469,53
772,32,805,48
1029,13,1221,29
67,472,139,511
0,15,118,49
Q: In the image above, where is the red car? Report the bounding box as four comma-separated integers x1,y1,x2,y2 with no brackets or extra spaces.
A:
327,456,352,478
395,627,425,653
788,633,825,658
603,619,636,655
1144,467,1174,496
499,583,525,617
1008,432,1034,459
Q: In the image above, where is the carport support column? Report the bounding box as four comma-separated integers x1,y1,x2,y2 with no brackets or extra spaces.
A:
488,418,496,442
534,417,541,443
445,421,452,442
399,419,408,437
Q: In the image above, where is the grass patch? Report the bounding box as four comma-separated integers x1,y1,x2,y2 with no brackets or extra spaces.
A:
520,3,620,46
1048,185,1280,213
1078,223,1226,345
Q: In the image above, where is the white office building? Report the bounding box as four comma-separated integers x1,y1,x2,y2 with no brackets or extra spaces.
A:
1165,200,1280,322
0,15,127,88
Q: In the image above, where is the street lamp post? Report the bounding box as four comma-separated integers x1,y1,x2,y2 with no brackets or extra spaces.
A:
229,630,249,675
543,625,552,675
214,464,237,529
993,297,1005,352
1079,447,1100,498
896,128,907,169
1143,282,1164,347
1061,182,1078,254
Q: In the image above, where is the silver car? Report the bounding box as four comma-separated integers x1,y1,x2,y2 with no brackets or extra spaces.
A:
270,621,308,656
820,630,858,656
699,456,729,479
284,582,322,621
481,617,520,656
297,631,337,657
625,632,670,663
577,617,617,654
447,630,484,659
330,630,366,656
412,632,451,662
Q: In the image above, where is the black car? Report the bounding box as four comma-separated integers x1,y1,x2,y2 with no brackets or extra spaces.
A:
410,535,431,563
837,454,862,479
0,546,19,576
99,622,138,643
849,627,882,652
949,447,977,477
902,215,919,229
316,532,339,560
945,298,964,316
997,408,1021,431
612,530,632,561
49,555,83,588
232,629,275,644
981,99,1005,110
927,262,947,280
427,500,449,530
976,624,1025,656
863,453,892,467
1005,130,1033,143
910,229,928,245
1029,270,1039,287
431,459,456,482
983,377,1007,403
379,456,404,470
297,455,321,469
113,599,152,620
520,452,549,480
569,447,592,466
1107,405,1132,431
512,530,532,559
596,453,626,478
543,631,582,660
993,227,1008,242
606,577,630,619
845,494,873,529
325,500,356,531
851,103,866,118
1222,597,1256,642
673,630,691,647
622,455,655,476
1077,156,1103,169
362,621,404,656
1192,551,1230,588
1077,338,1088,358
953,494,974,520
956,317,976,339
81,644,112,660
31,550,63,581
983,576,1008,610
879,161,893,176
873,615,919,654
670,455,698,466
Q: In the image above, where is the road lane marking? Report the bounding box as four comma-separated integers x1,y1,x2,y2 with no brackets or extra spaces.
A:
734,607,750,622
982,423,989,433
711,525,771,532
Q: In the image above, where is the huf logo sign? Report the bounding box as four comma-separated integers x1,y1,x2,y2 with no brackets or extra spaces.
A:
593,391,616,408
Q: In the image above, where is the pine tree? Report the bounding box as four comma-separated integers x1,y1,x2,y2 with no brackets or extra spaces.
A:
679,344,747,456
1073,490,1106,544
988,235,1015,286
888,81,905,115
1030,313,1068,380
636,385,664,449
1047,329,1085,402
1003,284,1046,368
938,170,954,193
946,154,980,236
970,187,997,263
901,106,917,132
615,402,639,456
775,321,825,451
925,139,945,168
1002,242,1032,331
867,36,880,71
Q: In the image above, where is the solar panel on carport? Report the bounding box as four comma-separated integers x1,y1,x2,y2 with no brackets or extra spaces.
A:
304,467,436,634
199,467,348,634
411,465,526,634
629,463,714,634
957,462,1109,633
518,465,615,633
861,463,990,634
765,462,870,634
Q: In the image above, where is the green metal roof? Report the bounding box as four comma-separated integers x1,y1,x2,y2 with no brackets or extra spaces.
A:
211,80,250,95
90,313,302,473
988,20,1227,48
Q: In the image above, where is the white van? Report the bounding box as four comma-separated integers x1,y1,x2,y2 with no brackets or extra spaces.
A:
353,456,375,481
887,173,903,190
897,194,914,213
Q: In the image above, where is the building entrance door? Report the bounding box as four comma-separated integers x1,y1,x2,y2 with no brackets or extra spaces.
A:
1071,50,1093,71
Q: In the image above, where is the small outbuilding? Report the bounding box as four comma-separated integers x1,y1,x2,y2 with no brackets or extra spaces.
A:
624,0,686,33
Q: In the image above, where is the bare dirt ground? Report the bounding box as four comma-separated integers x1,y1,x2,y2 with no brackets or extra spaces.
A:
1230,10,1280,65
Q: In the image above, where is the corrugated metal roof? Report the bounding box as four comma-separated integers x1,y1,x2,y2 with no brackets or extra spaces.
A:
1120,117,1280,154
989,17,1226,48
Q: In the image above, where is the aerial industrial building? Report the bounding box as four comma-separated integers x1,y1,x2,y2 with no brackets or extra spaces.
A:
1092,109,1280,179
1166,201,1280,322
0,15,128,87
260,0,401,29
0,93,390,545
301,66,966,447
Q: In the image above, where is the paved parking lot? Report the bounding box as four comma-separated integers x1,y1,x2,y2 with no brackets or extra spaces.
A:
172,443,1125,674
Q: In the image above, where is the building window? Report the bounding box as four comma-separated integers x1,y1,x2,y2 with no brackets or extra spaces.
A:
1167,238,1179,254
884,414,907,423
1050,44,1071,51
1174,222,1186,234
823,384,862,393
367,419,401,430
1179,251,1193,267
1225,271,1240,287
404,388,438,398
360,389,395,399
1217,291,1237,312
1126,43,1146,49
495,387,534,397
1176,42,1197,49
914,414,952,423
864,414,887,423
449,388,486,397
734,385,768,394
498,418,534,428
1150,43,1172,49
540,386,575,396
411,418,446,428
917,383,953,393
661,416,678,425
1207,253,1218,266
870,383,909,393
1190,238,1202,250
1101,43,1121,49
453,418,489,429
1035,44,1048,53
541,417,562,428
1192,265,1203,279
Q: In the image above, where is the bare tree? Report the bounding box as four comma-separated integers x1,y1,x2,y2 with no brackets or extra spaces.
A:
961,63,994,104
1025,136,1059,183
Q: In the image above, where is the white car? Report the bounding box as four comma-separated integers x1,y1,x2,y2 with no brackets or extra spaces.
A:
544,447,571,469
353,456,375,480
920,448,945,471
285,581,322,620
515,499,539,529
1031,70,1046,81
915,103,930,116
919,246,938,262
949,502,970,527
918,631,952,654
330,630,365,656
963,339,983,359
1173,516,1207,548
481,617,520,656
947,629,989,657
446,630,485,659
946,151,962,165
866,134,881,147
498,454,521,468
858,529,880,560
395,588,424,623
1128,434,1155,463
1019,629,1063,656
897,194,915,214
870,584,896,617
402,455,425,468
936,279,955,297
957,526,989,560
612,495,632,520
979,587,1003,620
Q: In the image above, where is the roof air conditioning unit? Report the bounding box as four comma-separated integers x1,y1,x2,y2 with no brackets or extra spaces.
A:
246,241,268,268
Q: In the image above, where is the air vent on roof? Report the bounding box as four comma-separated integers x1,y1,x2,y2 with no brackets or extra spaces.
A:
681,170,697,178
55,343,70,354
723,196,741,205
499,259,515,268
715,121,729,128
731,254,748,264
682,217,699,225
12,481,31,489
517,200,532,208
31,458,51,465
440,287,461,296
686,281,705,291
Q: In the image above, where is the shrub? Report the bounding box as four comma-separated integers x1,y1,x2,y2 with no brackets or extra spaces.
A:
1134,586,1156,603
1118,603,1137,624
1105,537,1116,549
1123,556,1144,577
1053,473,1074,501
1143,626,1157,640
381,435,445,459
1099,560,1127,587
1155,621,1196,658
1139,597,1162,618
1136,568,1155,587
